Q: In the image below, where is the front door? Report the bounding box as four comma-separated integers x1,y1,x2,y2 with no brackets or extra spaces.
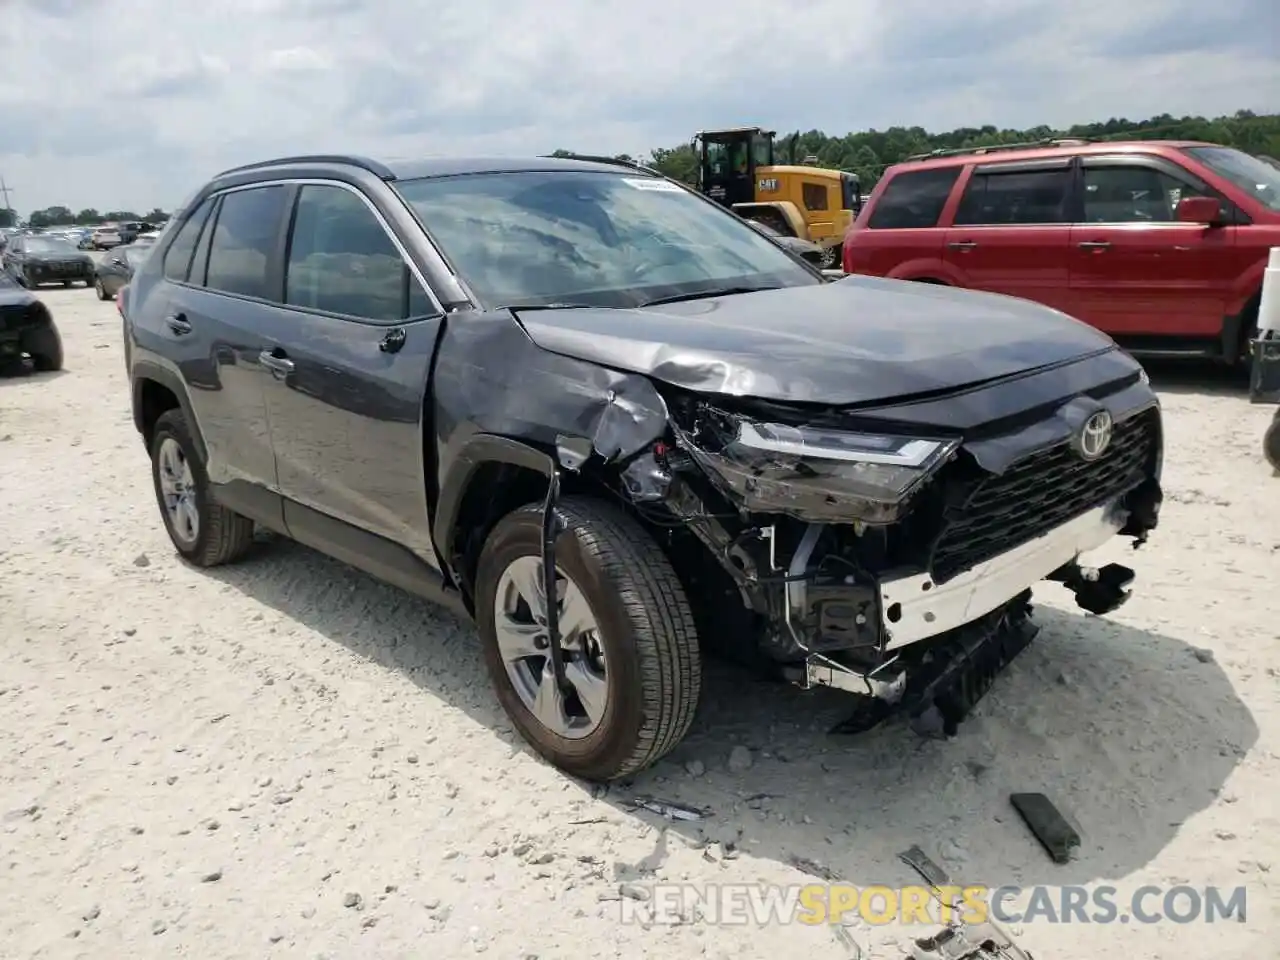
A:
258,182,444,562
701,137,755,208
1068,157,1237,339
942,160,1077,315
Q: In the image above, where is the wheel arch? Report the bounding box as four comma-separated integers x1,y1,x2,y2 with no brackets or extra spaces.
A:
131,361,206,461
434,435,556,610
732,201,806,238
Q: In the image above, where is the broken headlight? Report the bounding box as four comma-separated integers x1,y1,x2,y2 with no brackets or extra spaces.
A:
684,418,960,523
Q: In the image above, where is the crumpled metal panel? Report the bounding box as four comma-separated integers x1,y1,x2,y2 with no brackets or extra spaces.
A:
432,311,670,473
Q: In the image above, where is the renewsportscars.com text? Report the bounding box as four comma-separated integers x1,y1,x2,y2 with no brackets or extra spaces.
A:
617,882,1248,926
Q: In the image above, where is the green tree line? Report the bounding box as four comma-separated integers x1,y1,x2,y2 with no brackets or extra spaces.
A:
566,110,1280,187
1,206,170,229
6,110,1275,229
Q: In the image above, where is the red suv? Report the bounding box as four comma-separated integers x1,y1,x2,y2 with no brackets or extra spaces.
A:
843,140,1280,363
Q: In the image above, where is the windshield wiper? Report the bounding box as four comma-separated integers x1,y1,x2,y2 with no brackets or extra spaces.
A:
637,285,783,307
500,302,598,312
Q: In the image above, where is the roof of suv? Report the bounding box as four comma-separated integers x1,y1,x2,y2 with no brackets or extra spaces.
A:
891,139,1220,173
211,153,650,185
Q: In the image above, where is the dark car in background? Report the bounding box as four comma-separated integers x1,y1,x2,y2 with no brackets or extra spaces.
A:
0,271,63,371
95,242,150,300
748,219,828,267
2,234,96,288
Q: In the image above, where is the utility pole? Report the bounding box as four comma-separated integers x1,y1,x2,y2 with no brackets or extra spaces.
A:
0,176,14,224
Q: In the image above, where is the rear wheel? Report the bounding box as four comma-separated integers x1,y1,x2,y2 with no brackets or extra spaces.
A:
22,319,63,371
475,496,701,781
1264,414,1280,473
149,409,255,567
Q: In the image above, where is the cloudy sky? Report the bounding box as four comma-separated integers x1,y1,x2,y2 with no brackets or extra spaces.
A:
1,0,1276,215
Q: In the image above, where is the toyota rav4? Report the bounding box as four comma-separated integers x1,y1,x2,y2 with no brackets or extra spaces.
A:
123,154,1163,781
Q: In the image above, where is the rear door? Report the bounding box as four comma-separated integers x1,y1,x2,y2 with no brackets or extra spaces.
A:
156,185,292,506
1068,155,1238,340
943,158,1076,314
259,181,444,562
844,166,961,277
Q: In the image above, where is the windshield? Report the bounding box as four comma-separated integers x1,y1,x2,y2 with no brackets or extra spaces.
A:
123,245,150,267
25,238,77,255
1183,146,1280,212
394,170,819,309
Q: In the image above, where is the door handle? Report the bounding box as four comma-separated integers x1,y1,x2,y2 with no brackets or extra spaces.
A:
379,327,406,353
947,240,977,250
258,349,295,378
1078,241,1111,250
164,313,192,335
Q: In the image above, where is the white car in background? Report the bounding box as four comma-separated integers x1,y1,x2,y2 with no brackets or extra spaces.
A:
91,226,122,250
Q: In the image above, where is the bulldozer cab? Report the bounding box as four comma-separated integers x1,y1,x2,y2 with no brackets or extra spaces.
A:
694,126,861,267
695,127,776,208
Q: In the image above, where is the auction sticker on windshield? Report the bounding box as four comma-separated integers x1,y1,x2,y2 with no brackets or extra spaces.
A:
623,178,685,192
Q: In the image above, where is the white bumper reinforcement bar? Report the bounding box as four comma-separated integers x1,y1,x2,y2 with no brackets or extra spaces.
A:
879,502,1128,651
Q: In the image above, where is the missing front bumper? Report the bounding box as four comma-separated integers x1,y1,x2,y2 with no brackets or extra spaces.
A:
788,501,1134,736
878,501,1128,651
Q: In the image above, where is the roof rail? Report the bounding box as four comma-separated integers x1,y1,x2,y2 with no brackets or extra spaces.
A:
904,138,1097,162
213,154,397,180
539,152,669,178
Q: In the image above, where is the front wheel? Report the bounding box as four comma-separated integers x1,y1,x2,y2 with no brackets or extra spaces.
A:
94,278,109,300
475,496,701,781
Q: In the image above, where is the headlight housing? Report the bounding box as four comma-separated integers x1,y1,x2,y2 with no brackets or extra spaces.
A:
681,415,959,524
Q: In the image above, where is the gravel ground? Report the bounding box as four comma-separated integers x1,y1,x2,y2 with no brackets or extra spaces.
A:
1,287,1277,959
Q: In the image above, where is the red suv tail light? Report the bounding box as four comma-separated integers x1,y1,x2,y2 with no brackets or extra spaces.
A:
116,285,128,318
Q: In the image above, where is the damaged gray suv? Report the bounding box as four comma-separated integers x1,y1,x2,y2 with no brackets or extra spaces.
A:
123,154,1163,781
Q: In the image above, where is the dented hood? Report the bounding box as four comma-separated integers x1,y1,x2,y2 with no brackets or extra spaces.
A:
514,276,1118,405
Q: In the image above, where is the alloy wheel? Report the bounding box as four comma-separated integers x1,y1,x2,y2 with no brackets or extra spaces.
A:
156,437,199,546
492,555,608,739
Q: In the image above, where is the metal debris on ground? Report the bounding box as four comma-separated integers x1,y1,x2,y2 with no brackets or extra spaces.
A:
908,921,1035,960
626,796,708,822
1009,792,1080,864
787,853,841,882
899,844,952,890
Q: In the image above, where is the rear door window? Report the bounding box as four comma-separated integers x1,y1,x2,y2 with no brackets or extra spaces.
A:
867,168,961,229
162,199,214,283
204,185,290,300
954,167,1073,225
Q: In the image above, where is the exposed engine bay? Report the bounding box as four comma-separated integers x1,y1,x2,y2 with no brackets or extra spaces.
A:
607,391,1164,735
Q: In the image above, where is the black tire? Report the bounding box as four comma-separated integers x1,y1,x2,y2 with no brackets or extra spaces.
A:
149,409,255,567
1264,415,1280,473
94,278,109,300
84,278,94,289
475,496,701,781
23,319,63,371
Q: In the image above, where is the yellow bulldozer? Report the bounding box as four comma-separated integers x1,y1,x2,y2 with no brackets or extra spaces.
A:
694,126,862,268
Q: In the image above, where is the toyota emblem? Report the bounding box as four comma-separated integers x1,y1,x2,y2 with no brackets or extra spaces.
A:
1078,410,1113,460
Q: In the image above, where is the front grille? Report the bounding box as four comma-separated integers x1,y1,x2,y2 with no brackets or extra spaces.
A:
928,408,1158,583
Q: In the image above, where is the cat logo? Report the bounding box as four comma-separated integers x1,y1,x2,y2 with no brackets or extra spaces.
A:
758,178,779,192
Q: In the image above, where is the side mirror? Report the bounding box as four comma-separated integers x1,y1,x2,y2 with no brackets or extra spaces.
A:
1175,195,1222,225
